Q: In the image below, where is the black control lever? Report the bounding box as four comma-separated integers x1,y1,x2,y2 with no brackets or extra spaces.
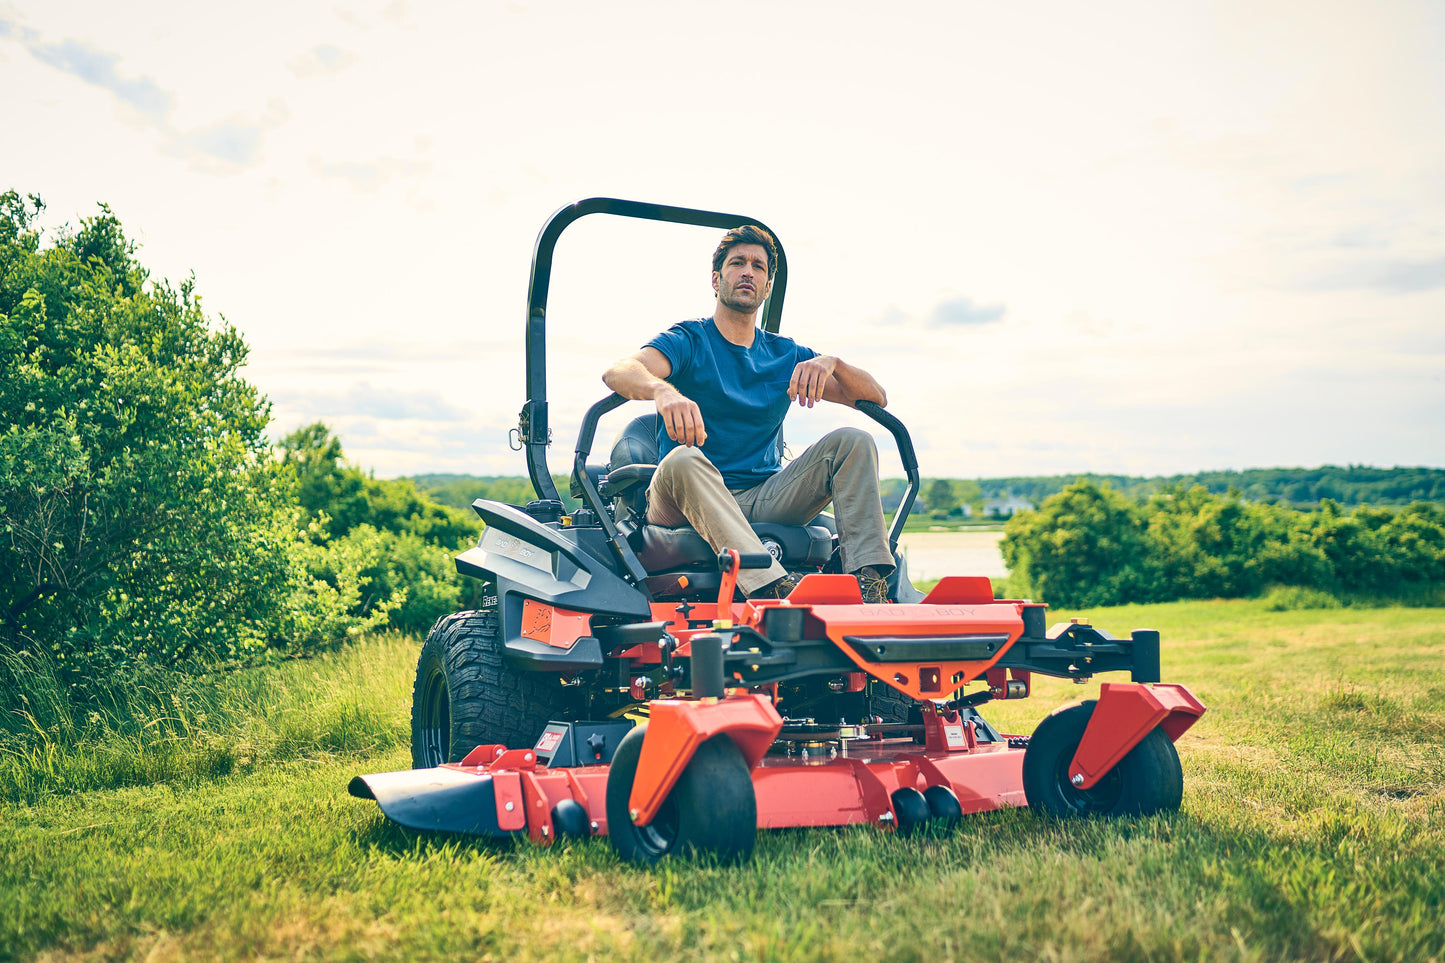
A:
944,690,994,711
719,551,775,570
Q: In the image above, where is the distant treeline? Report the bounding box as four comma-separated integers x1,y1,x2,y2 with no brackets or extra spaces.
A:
410,474,577,513
1002,480,1445,609
412,466,1445,517
977,466,1445,508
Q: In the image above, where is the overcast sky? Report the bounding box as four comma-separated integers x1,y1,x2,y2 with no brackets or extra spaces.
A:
4,0,1442,481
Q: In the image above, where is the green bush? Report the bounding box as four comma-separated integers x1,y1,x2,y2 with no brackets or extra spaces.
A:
280,423,477,544
1003,479,1445,608
1000,480,1154,607
278,424,485,635
0,194,393,708
1,194,296,681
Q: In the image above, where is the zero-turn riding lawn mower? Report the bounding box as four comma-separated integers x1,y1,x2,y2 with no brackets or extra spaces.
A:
349,199,1206,864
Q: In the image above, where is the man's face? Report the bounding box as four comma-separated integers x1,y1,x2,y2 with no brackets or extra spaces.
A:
712,243,773,313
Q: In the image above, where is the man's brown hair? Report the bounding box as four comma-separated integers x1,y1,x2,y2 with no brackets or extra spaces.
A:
712,224,779,278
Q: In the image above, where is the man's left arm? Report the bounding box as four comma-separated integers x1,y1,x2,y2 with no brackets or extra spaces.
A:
788,355,887,408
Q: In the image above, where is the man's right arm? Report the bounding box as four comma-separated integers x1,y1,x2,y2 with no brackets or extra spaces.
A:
602,347,707,447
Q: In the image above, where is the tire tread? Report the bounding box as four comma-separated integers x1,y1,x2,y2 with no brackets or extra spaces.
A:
411,608,570,765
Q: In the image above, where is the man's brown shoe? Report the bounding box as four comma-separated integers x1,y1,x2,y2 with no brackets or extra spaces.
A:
855,566,890,603
751,573,800,600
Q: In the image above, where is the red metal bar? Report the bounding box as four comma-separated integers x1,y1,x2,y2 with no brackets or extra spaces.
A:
1068,682,1206,790
627,694,784,826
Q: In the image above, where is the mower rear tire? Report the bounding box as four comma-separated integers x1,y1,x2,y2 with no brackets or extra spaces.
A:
605,724,757,865
1022,701,1183,818
869,680,916,727
411,609,572,768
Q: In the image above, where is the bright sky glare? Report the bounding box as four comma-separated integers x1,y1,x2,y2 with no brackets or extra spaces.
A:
4,0,1443,481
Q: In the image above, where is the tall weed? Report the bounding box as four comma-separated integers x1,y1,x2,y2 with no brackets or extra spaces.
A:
0,632,418,804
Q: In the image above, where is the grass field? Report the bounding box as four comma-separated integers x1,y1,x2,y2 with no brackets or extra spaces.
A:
2,601,1442,962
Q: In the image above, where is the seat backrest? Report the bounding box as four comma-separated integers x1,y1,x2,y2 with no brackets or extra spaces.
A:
610,413,661,469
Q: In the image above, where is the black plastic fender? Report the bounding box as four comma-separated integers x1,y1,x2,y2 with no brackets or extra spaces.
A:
456,499,652,672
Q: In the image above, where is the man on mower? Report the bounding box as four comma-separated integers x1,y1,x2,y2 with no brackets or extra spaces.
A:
602,225,895,602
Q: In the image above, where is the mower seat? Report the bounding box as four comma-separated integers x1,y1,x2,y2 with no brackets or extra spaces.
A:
605,413,834,574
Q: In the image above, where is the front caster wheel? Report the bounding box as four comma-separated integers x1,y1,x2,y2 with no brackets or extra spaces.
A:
1023,700,1184,818
924,785,963,827
889,787,931,836
551,799,590,840
605,724,757,865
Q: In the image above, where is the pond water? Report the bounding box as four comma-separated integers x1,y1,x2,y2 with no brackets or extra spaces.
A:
896,530,1008,581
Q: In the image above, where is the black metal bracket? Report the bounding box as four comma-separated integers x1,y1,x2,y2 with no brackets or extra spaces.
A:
994,623,1162,683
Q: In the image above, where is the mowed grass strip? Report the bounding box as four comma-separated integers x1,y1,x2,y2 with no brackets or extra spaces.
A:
1,601,1442,962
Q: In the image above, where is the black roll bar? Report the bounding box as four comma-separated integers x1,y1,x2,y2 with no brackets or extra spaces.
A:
855,400,919,552
520,198,789,501
571,392,649,585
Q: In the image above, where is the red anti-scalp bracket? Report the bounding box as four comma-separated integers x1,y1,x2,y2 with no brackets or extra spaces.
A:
1068,682,1205,790
627,693,783,827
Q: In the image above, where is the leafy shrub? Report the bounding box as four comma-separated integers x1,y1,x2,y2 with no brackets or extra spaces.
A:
1001,480,1154,607
280,423,478,544
1004,479,1445,608
277,425,486,634
0,193,305,683
0,194,397,705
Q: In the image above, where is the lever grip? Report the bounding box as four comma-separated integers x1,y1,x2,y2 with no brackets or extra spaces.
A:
718,550,776,571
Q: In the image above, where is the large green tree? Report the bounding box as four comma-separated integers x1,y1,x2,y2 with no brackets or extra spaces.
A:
278,423,485,633
0,193,303,680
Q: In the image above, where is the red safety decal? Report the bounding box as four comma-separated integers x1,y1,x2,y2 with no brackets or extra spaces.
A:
520,599,593,649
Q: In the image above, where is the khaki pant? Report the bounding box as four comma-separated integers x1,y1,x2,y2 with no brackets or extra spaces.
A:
646,427,894,595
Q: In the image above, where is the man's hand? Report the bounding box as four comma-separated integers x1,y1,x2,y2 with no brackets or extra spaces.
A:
603,349,707,446
656,384,707,447
788,355,838,408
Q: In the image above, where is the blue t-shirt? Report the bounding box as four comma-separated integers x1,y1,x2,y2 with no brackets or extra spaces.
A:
646,318,817,489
